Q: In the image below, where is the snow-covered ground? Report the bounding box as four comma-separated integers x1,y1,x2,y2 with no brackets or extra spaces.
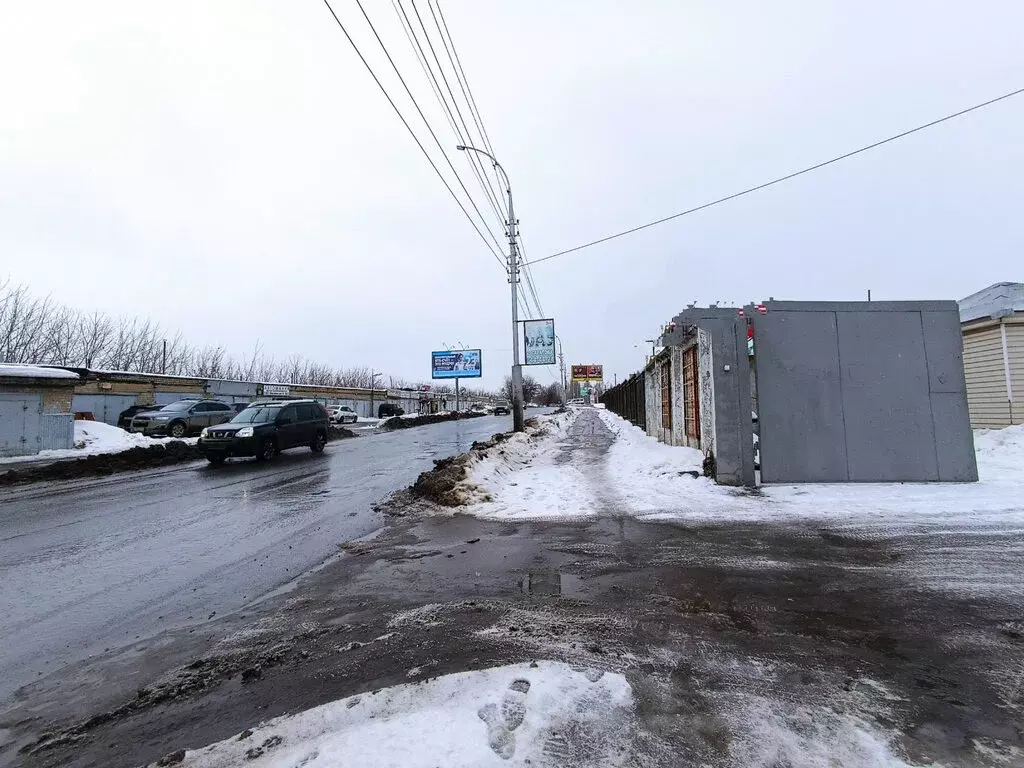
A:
170,661,634,767
457,409,1024,529
0,420,197,465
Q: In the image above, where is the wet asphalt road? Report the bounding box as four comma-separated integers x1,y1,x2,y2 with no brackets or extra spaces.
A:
0,414,521,703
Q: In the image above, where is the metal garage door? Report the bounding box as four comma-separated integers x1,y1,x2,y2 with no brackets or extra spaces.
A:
72,394,139,426
0,393,42,457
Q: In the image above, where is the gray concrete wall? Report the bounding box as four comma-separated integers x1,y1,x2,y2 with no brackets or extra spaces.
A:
750,301,977,483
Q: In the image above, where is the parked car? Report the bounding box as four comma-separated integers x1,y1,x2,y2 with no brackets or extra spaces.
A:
493,400,511,416
378,403,405,418
198,400,330,464
328,405,358,424
469,403,487,414
129,399,233,438
117,403,164,430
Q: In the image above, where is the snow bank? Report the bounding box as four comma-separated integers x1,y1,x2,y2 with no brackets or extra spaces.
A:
460,408,1024,529
0,364,78,380
170,661,634,767
0,420,197,465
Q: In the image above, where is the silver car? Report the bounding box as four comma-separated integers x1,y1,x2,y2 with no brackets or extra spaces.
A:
130,400,234,438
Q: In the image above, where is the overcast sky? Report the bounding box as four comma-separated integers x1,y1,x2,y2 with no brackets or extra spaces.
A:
2,1,1022,389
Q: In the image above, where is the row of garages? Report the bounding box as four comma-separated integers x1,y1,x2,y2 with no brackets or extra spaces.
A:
0,367,463,457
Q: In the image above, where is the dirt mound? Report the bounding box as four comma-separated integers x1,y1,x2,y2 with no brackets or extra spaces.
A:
328,425,356,441
0,441,203,486
378,411,486,431
410,431,510,506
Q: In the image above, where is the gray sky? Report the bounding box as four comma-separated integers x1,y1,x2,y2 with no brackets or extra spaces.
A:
2,1,1022,389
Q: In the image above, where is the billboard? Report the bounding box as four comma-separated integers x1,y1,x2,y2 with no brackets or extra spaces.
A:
431,349,482,379
523,318,556,366
571,364,603,382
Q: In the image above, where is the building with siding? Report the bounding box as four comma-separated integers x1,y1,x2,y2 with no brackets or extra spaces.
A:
0,365,79,456
959,282,1024,428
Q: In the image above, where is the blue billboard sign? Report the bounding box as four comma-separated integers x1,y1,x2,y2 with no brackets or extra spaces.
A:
431,349,482,379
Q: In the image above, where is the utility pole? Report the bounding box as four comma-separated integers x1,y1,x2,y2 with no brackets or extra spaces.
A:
457,144,524,431
369,370,382,418
556,334,567,404
162,339,167,374
455,377,461,414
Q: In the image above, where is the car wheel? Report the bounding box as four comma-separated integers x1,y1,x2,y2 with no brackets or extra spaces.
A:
169,421,187,438
311,431,326,453
207,455,226,466
256,439,277,461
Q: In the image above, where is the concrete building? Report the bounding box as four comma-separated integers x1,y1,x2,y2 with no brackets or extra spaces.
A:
0,364,79,456
959,282,1024,428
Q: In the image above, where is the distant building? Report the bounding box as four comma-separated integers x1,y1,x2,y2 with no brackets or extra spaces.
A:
0,364,78,456
959,282,1024,428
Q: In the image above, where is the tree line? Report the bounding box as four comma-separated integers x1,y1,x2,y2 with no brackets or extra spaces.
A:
0,279,490,397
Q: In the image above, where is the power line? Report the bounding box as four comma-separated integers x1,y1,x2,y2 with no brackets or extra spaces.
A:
395,1,506,229
348,0,508,262
319,0,506,270
406,0,508,228
524,86,1024,267
427,0,507,213
425,0,549,322
435,0,507,208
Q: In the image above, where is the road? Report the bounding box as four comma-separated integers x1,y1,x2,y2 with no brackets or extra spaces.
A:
0,413,522,703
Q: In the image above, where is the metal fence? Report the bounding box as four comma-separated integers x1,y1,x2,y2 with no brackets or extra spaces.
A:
40,413,75,451
600,371,646,430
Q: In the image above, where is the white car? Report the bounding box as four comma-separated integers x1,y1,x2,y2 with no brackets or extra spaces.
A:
328,405,358,424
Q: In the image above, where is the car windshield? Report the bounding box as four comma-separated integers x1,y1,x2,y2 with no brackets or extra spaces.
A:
231,405,281,424
161,401,195,412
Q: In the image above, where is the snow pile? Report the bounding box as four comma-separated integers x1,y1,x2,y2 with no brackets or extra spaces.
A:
459,411,596,517
0,420,197,465
169,661,634,767
0,364,78,379
459,407,1024,528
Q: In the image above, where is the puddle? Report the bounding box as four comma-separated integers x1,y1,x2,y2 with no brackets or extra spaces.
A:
519,570,586,599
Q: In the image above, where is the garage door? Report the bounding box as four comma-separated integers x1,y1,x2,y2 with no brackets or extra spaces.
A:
72,394,139,426
0,394,42,457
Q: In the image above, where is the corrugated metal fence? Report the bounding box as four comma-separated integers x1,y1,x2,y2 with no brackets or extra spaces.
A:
40,414,75,451
600,371,646,430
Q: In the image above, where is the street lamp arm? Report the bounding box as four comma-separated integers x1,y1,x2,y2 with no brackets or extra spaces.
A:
456,144,511,197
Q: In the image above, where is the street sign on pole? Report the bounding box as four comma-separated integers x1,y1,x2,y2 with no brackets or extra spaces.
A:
523,318,556,365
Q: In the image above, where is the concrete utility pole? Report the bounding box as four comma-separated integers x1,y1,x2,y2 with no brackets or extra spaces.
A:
369,370,382,418
556,334,567,404
457,144,524,432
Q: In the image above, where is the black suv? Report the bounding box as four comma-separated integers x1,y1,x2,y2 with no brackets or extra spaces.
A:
378,403,405,418
198,400,330,465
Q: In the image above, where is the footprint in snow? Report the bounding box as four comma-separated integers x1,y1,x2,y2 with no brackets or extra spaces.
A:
479,678,531,759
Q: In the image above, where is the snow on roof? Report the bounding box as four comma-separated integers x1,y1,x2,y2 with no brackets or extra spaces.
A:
0,364,79,380
959,282,1024,324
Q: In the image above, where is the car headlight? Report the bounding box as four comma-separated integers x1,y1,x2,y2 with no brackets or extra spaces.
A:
200,428,208,438
153,415,170,421
237,427,254,438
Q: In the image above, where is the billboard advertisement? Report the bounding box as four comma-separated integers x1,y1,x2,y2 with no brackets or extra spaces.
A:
523,318,556,366
431,349,482,379
571,364,603,382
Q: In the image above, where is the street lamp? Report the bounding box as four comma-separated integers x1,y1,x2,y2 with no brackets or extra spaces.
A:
457,144,525,432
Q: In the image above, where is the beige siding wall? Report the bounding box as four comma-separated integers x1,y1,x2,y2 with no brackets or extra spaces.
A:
963,326,1010,428
1007,323,1024,425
